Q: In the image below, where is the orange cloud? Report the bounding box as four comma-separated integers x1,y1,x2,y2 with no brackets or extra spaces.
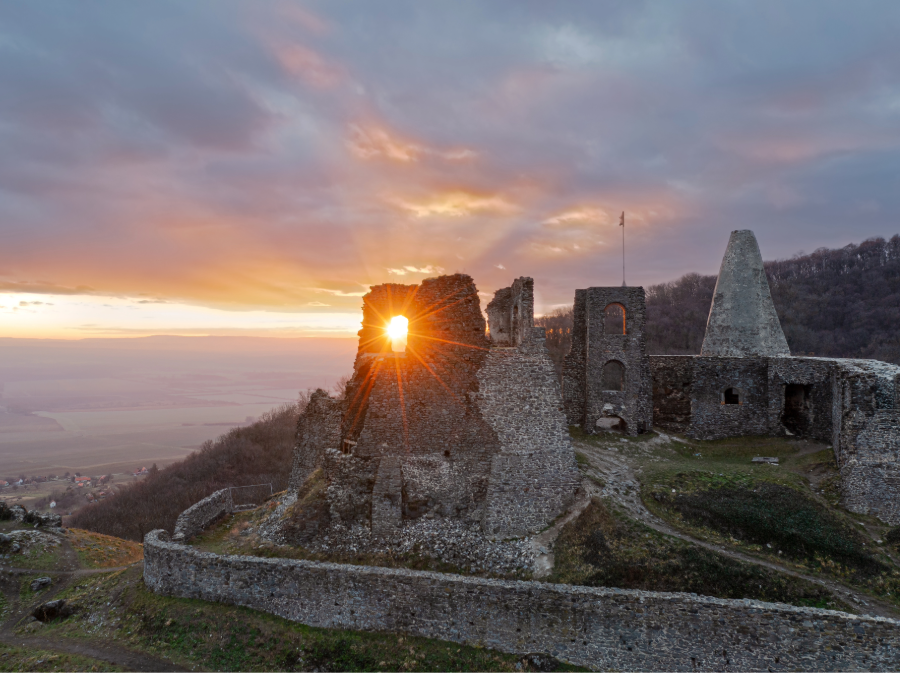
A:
391,191,517,218
347,124,476,163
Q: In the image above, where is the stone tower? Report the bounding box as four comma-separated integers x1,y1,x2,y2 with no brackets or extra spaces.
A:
700,230,790,357
563,287,653,435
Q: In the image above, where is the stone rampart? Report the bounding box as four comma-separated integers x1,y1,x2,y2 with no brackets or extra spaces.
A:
172,488,233,542
145,529,900,671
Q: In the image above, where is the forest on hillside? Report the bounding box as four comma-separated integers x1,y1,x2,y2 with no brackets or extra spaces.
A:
536,235,900,370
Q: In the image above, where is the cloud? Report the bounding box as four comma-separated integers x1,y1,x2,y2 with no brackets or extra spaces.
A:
386,265,445,276
2,1,900,335
0,281,95,295
346,124,476,163
18,300,52,306
392,192,518,218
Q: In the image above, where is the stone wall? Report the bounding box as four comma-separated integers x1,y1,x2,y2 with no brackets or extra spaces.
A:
689,357,770,440
650,356,694,434
145,529,900,671
288,390,344,492
563,287,652,436
173,488,233,542
478,327,579,536
486,277,534,347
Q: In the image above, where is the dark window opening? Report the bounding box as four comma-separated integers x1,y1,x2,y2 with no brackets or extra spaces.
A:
724,388,740,404
443,450,450,457
604,303,626,335
602,360,625,391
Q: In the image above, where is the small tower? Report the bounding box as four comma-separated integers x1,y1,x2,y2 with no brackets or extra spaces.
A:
701,230,790,357
563,287,652,435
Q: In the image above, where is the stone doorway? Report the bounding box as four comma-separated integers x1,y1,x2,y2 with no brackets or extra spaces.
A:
782,383,812,436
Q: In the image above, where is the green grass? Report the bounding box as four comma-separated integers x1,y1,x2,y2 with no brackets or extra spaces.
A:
550,497,850,610
41,567,585,672
0,644,122,672
638,436,900,605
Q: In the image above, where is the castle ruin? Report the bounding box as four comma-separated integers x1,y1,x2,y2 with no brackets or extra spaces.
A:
285,274,579,539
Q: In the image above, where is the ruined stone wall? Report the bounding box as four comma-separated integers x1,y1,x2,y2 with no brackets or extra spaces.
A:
478,327,579,536
832,359,900,525
172,488,233,542
649,356,694,434
766,358,836,443
288,390,344,492
562,289,587,426
564,287,652,436
843,410,900,525
145,529,900,671
686,357,770,440
349,275,495,459
486,277,535,347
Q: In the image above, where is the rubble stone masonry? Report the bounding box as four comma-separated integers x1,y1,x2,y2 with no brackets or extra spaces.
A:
146,528,900,671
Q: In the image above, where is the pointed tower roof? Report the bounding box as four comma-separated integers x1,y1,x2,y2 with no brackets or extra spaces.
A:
700,230,790,357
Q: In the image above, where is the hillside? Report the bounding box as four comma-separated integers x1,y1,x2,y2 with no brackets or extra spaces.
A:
645,235,900,361
537,235,900,372
0,516,570,672
67,404,300,541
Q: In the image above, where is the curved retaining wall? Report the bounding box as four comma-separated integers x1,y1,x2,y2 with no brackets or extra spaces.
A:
144,529,900,671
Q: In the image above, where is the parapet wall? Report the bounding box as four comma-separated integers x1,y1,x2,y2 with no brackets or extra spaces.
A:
173,488,233,542
145,529,900,671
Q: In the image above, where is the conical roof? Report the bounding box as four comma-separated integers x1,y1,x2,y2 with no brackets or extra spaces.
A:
700,230,790,357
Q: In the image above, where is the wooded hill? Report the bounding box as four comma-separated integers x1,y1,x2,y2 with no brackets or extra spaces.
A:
538,235,900,369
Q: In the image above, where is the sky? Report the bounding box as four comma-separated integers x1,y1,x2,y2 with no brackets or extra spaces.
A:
2,1,900,339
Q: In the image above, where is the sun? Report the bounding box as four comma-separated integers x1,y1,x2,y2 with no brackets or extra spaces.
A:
387,315,409,352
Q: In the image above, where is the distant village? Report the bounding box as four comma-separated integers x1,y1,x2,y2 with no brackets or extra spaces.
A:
0,466,153,511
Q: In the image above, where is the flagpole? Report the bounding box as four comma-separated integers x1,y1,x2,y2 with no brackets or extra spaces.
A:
620,211,626,287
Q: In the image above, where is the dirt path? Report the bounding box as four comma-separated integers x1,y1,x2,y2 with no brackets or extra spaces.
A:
0,532,187,672
0,634,188,672
559,435,900,620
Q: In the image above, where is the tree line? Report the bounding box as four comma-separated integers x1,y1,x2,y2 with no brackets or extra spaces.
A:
536,235,900,373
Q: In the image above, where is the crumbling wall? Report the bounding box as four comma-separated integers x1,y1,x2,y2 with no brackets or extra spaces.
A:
173,488,233,542
650,356,694,434
832,359,900,525
478,327,579,536
564,287,652,436
767,358,836,443
289,390,344,492
486,277,534,347
562,289,587,426
146,529,900,671
322,449,376,526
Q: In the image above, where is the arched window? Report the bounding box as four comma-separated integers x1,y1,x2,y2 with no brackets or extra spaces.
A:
604,303,626,335
723,388,740,404
602,360,625,391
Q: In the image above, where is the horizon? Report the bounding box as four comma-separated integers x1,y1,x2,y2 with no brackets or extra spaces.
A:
3,2,900,339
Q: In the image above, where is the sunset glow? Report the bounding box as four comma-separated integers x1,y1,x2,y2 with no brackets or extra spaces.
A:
0,3,898,339
387,315,409,352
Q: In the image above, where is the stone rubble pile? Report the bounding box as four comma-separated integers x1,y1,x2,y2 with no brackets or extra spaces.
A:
306,517,535,575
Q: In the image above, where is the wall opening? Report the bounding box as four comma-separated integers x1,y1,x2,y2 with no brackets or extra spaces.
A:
596,415,628,433
782,383,812,435
387,315,409,352
601,360,625,391
723,388,740,405
604,303,626,335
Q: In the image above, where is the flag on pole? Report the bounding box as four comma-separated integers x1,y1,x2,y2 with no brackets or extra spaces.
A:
620,211,624,227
